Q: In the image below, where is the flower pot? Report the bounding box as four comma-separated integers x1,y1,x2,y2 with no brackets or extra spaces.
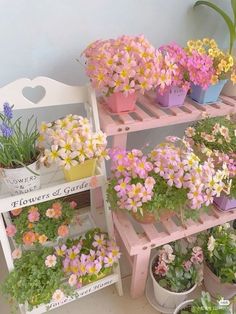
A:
1,161,40,195
173,299,193,314
150,254,197,309
214,196,236,211
105,92,137,113
204,264,236,299
156,86,187,107
131,211,157,224
190,80,228,104
222,80,236,97
63,159,96,182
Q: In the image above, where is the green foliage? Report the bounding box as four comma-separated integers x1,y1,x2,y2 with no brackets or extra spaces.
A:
200,224,236,284
13,199,74,245
1,247,65,311
0,111,39,169
194,1,236,53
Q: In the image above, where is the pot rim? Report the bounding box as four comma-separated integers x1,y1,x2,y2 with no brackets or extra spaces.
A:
150,253,197,296
1,160,39,172
173,299,194,314
204,263,236,288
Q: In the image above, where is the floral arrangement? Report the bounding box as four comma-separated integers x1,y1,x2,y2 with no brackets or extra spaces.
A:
185,116,236,198
57,228,120,287
152,241,203,292
0,103,39,169
107,138,229,221
178,291,231,314
82,35,170,96
6,199,77,246
186,38,235,85
200,223,236,284
39,114,108,170
1,229,120,310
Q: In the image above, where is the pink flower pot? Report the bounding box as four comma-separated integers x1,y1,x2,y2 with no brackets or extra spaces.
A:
204,264,236,299
105,92,137,113
156,86,187,107
214,196,236,211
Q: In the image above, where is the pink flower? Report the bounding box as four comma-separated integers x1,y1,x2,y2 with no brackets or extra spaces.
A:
145,177,155,189
11,208,22,216
46,208,55,218
191,246,203,264
45,255,57,268
12,248,22,259
58,225,69,237
68,274,77,286
183,260,192,271
6,224,17,237
154,261,169,276
28,211,40,222
70,201,77,209
52,289,65,302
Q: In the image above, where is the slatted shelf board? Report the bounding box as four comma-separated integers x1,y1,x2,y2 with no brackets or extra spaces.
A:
113,206,236,298
98,92,236,136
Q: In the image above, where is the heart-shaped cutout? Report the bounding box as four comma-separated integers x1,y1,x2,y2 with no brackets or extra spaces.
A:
22,86,46,103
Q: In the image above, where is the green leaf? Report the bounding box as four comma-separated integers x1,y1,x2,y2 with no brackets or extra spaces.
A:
194,1,235,53
231,0,236,27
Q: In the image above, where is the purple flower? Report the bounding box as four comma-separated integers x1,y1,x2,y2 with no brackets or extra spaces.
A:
3,103,13,120
0,123,13,138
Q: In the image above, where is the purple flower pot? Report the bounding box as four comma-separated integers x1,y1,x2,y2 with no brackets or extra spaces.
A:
156,86,187,107
214,195,236,211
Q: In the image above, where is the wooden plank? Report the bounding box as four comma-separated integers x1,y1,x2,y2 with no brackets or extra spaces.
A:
161,218,182,235
97,102,118,133
140,223,161,242
118,113,136,124
135,104,154,121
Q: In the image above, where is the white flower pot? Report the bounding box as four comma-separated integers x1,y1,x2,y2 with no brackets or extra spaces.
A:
1,161,40,195
150,254,197,309
204,264,236,299
173,299,193,314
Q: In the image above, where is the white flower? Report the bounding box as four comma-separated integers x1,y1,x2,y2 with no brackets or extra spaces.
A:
207,235,215,252
68,274,77,287
45,255,57,268
185,127,196,138
12,248,22,259
223,223,230,230
52,289,65,302
162,244,173,254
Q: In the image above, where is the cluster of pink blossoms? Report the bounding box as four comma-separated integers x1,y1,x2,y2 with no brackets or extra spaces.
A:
54,233,120,289
110,148,155,213
83,35,174,96
150,137,229,209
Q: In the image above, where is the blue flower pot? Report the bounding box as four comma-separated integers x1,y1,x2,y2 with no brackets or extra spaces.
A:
190,80,228,104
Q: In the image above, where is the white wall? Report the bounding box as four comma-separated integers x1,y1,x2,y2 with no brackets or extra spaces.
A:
0,0,231,148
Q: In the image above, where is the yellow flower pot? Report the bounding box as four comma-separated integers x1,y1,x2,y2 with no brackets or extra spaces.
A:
63,159,96,182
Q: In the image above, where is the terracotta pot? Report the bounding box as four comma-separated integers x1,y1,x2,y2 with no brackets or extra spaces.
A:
204,264,236,299
173,299,193,314
150,254,197,309
131,211,157,224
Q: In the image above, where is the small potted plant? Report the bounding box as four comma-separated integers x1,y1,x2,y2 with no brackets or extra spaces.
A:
82,35,163,113
39,114,108,181
200,223,236,299
150,240,203,310
174,291,232,314
107,137,229,224
6,199,76,247
0,103,40,195
185,38,234,103
185,116,236,211
58,228,121,286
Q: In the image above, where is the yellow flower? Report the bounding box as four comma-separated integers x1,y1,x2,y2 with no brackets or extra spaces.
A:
196,40,203,48
203,38,210,45
210,39,217,48
211,75,218,85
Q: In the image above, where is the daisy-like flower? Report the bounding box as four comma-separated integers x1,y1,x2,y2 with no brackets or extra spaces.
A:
59,151,78,170
104,252,115,267
52,289,65,302
68,274,77,287
185,127,196,138
93,234,106,248
45,255,57,268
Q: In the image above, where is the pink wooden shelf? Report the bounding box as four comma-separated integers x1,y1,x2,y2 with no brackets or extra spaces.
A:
98,92,236,136
113,206,236,298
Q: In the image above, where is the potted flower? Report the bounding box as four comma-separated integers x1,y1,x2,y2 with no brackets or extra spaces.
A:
39,114,108,181
107,138,229,224
185,116,236,211
0,103,40,195
200,223,236,299
58,228,121,286
6,199,76,247
185,38,234,103
150,240,203,310
1,228,120,311
174,291,232,314
82,35,163,113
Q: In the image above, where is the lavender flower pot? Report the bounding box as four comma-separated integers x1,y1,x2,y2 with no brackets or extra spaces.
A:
156,86,187,107
214,196,236,211
190,80,227,104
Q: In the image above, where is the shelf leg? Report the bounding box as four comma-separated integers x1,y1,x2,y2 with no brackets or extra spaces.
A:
130,249,151,298
111,133,128,149
0,213,14,271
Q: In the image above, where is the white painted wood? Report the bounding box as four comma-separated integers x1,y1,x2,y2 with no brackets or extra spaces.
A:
0,77,123,313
